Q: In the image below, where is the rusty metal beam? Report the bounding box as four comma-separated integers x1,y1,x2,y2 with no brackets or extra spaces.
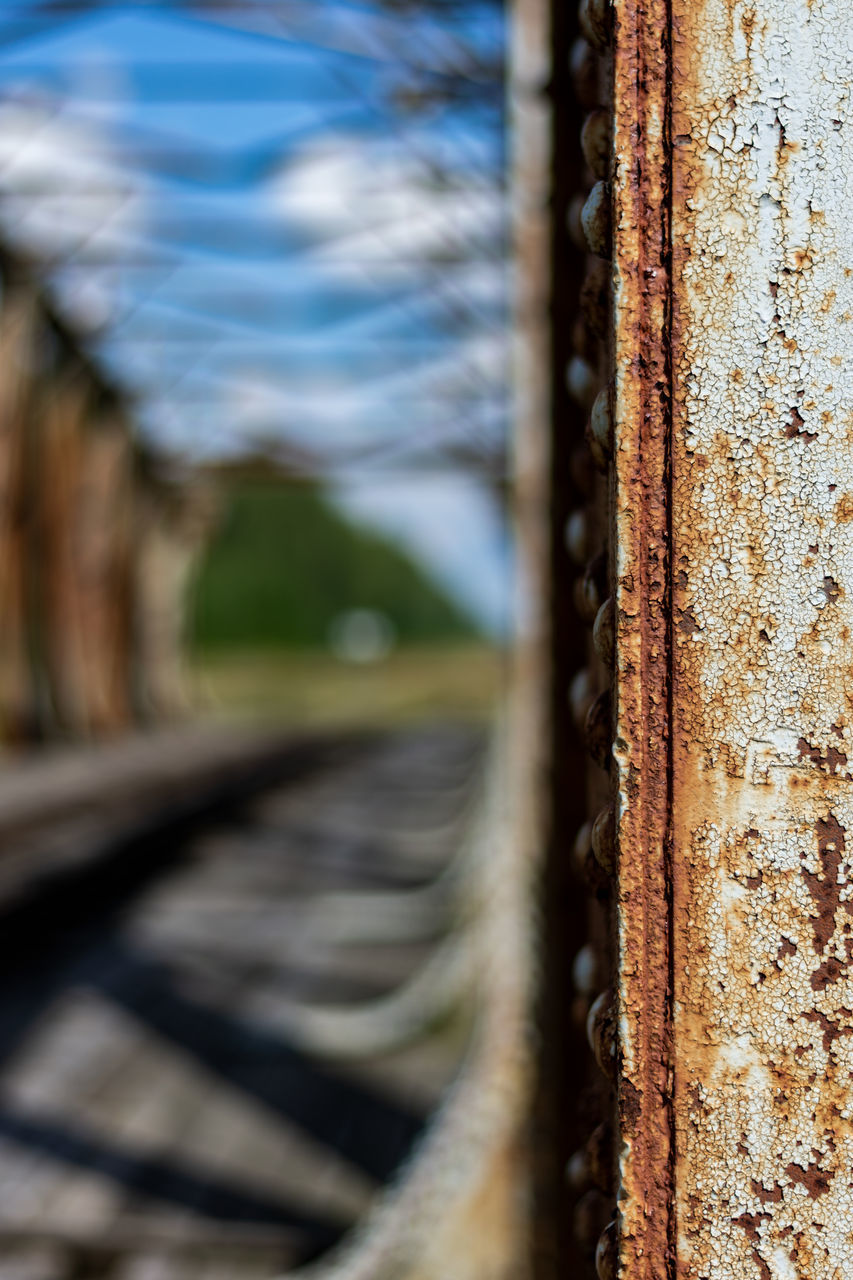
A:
611,0,674,1273
611,0,853,1275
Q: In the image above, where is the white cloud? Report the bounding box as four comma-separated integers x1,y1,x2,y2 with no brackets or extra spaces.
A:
0,96,145,330
269,133,505,275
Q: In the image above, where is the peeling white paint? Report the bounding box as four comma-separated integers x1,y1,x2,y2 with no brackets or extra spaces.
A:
669,0,853,1275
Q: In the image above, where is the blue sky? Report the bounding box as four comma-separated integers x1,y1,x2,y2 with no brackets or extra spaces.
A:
0,1,510,634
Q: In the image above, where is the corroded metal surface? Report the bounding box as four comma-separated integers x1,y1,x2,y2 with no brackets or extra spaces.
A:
671,1,853,1274
611,0,673,1275
614,0,853,1275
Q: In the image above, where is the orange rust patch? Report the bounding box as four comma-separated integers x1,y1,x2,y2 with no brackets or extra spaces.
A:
613,0,674,1275
835,493,853,522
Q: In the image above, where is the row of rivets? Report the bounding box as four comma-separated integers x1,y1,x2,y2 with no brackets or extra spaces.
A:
565,5,620,1277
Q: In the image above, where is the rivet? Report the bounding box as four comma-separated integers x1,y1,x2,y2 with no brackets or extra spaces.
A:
595,1219,618,1280
567,1122,614,1195
570,667,596,729
591,806,616,877
572,311,603,364
586,988,618,1084
572,820,609,896
566,1146,590,1193
569,38,602,111
572,942,599,996
572,818,594,878
586,1120,615,1195
574,1189,612,1255
593,596,615,667
565,509,590,565
570,444,595,494
584,688,612,770
567,356,600,413
581,181,611,258
570,819,601,891
575,548,608,623
575,574,600,624
568,193,589,253
581,107,611,180
587,386,613,471
579,259,610,343
579,0,612,52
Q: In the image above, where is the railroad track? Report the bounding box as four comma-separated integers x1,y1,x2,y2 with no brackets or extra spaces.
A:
0,721,488,1280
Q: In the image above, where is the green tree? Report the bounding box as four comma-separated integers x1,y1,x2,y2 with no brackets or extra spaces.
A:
191,479,480,652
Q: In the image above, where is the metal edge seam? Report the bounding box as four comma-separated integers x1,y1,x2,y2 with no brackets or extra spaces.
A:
611,0,675,1275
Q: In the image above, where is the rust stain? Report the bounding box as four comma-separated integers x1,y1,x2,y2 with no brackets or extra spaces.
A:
785,405,816,440
796,738,850,777
612,0,674,1276
665,0,853,1274
611,0,853,1274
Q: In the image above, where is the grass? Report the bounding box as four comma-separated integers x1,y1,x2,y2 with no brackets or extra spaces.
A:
189,643,506,729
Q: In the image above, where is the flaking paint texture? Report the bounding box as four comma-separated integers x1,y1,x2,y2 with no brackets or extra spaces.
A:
669,1,853,1276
